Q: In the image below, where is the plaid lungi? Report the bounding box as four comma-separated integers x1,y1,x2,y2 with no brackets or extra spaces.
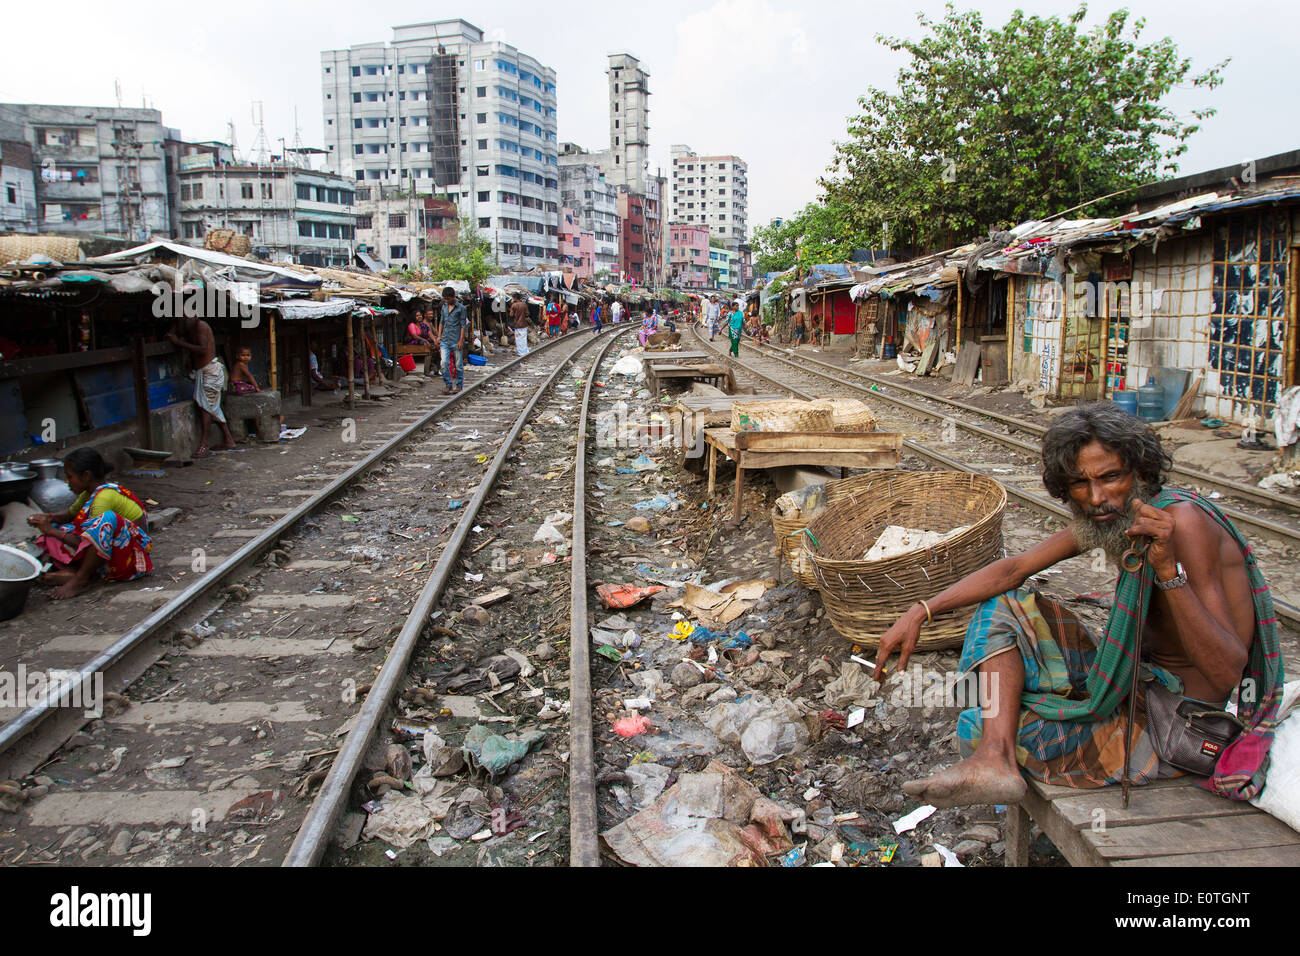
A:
955,587,1187,789
194,358,227,422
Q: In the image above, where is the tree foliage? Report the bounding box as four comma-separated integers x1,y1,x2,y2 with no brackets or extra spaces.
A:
820,4,1226,252
752,198,871,276
422,214,499,287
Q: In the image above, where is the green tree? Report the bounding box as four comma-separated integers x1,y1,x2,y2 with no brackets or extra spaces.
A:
752,199,870,275
422,214,499,287
821,4,1226,252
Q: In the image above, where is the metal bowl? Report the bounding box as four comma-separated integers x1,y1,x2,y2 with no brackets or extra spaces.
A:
0,544,42,621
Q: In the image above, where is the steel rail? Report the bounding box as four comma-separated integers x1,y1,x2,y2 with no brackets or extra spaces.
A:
283,324,628,866
694,328,1300,630
745,336,1300,517
568,329,629,867
693,328,1300,550
0,325,626,781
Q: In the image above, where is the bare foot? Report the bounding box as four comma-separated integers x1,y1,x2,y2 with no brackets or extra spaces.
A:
212,442,236,451
902,756,1027,808
41,570,74,587
194,445,211,459
51,578,92,600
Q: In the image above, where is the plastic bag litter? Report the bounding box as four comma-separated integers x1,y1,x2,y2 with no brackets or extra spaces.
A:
461,724,547,778
533,522,567,544
613,714,654,737
611,355,644,377
597,583,665,610
702,694,810,765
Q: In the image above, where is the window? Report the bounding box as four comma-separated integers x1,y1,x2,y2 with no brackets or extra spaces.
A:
478,217,490,228
390,245,407,259
477,191,490,201
352,93,361,103
299,221,312,237
389,214,406,228
475,59,485,70
351,66,361,76
476,165,489,176
477,86,487,97
261,182,273,199
354,118,362,129
614,136,619,146
240,182,254,199
355,214,372,230
614,119,619,129
476,113,487,123
478,139,488,150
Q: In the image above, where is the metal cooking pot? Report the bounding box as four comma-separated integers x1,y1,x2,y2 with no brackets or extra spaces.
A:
28,458,76,514
0,544,42,621
0,463,36,507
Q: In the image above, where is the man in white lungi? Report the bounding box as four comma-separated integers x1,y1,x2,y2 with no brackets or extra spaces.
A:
167,316,236,458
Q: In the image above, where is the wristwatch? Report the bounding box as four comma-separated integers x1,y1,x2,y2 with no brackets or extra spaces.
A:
1155,562,1187,591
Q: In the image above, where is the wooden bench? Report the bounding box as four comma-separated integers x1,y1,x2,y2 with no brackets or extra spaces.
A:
1006,775,1300,867
396,344,433,357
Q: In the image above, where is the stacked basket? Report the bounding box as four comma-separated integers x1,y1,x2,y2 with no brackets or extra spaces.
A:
771,471,901,590
817,397,877,432
732,400,834,433
803,471,1007,650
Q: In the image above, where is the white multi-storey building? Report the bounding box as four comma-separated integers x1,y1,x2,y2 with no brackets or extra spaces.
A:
321,19,561,269
669,144,748,254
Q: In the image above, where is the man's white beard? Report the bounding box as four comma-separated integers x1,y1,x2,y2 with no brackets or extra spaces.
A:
1068,486,1153,564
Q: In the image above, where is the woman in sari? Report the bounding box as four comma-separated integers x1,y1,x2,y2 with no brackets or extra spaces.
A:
27,447,153,599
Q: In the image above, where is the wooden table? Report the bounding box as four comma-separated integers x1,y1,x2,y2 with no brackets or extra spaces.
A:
703,427,902,521
1006,775,1300,866
671,394,786,469
646,362,734,395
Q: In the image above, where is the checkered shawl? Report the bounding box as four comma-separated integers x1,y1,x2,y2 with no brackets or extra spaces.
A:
1023,488,1284,800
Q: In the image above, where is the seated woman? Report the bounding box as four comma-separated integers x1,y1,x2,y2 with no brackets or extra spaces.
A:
28,447,153,599
308,349,347,391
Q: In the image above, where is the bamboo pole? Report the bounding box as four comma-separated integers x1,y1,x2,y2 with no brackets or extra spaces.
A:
345,314,355,410
268,311,278,393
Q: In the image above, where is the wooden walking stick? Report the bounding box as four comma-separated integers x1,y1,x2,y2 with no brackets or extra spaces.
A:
1121,538,1152,810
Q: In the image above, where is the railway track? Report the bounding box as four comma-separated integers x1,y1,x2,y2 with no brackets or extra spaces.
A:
0,324,630,866
689,325,1300,629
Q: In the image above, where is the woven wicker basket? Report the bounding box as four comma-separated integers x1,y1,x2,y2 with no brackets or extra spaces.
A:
773,471,901,590
732,400,834,433
771,484,830,589
818,397,877,432
805,471,1007,650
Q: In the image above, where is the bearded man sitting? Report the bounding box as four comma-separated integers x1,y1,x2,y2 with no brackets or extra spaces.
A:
872,402,1286,807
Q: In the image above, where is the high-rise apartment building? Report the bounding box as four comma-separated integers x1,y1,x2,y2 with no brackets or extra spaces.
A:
602,54,649,195
669,144,748,254
321,20,561,269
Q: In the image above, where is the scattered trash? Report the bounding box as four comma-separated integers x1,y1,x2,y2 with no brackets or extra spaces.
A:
447,500,465,510
610,355,644,377
893,804,937,834
702,694,810,765
632,493,679,512
597,583,665,610
279,426,307,441
670,580,769,628
461,725,547,779
780,844,807,867
601,762,794,867
533,522,567,544
933,842,965,867
340,515,360,522
613,714,654,737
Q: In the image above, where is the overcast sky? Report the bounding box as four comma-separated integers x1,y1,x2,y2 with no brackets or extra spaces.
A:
3,0,1296,235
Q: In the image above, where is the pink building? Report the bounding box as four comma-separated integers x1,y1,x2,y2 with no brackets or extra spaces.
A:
558,206,595,279
669,222,710,288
